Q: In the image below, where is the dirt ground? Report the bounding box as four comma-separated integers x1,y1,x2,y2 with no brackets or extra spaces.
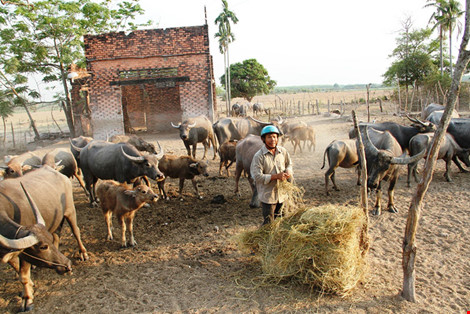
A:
0,109,469,313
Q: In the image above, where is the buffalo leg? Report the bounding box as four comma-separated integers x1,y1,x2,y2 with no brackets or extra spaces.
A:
226,160,234,177
372,185,383,216
234,162,243,197
19,260,34,312
192,143,197,159
202,141,209,160
387,177,398,213
65,215,89,261
248,176,259,208
74,172,90,198
445,158,452,182
127,212,137,247
178,178,186,200
452,156,468,173
191,178,202,199
211,136,218,160
119,215,127,247
157,180,168,200
104,211,114,241
219,159,224,176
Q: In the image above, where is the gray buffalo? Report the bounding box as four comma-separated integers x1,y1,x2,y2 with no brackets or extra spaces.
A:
157,154,209,200
72,140,164,205
407,133,470,186
70,135,93,167
321,139,360,195
213,116,275,145
109,134,157,154
421,103,445,120
234,134,264,208
0,167,88,311
172,115,217,160
362,127,425,215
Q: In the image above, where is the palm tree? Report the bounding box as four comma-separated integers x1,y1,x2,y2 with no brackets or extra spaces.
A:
426,0,464,77
214,0,238,115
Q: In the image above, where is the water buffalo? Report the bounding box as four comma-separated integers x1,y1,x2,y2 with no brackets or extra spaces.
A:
41,148,88,196
286,125,316,153
231,103,247,117
72,140,164,205
321,139,360,195
157,154,209,200
362,127,425,215
0,151,42,179
421,103,445,120
171,115,217,160
0,167,88,311
109,134,156,154
234,134,264,208
407,133,470,186
96,181,158,247
425,109,461,124
349,118,435,152
252,103,268,116
213,116,275,145
218,140,237,176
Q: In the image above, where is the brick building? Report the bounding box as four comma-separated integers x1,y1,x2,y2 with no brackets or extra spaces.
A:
71,25,217,139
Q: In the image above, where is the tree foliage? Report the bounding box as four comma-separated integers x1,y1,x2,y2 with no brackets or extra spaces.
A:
0,0,150,137
221,59,276,102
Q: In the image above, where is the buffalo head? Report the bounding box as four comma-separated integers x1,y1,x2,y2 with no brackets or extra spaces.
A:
171,120,197,141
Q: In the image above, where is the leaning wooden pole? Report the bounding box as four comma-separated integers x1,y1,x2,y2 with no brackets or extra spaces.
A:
401,0,470,301
352,110,369,256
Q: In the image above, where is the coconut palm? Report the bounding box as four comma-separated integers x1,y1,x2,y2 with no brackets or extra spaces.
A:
426,0,464,77
214,0,238,115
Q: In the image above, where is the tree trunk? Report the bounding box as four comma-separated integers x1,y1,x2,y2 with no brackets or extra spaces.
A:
449,26,453,78
223,48,229,116
227,45,232,109
59,63,76,138
21,103,40,140
402,1,470,301
440,25,444,76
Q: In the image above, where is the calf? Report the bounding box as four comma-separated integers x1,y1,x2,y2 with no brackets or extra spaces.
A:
407,133,470,186
218,140,237,176
157,155,209,200
321,139,360,195
96,181,158,247
287,125,316,153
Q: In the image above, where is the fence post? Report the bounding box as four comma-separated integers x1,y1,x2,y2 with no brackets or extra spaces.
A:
328,99,330,114
316,100,320,115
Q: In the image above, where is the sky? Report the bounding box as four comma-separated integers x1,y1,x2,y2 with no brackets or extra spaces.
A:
132,0,460,87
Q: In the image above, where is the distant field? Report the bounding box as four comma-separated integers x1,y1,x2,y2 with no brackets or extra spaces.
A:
0,88,393,153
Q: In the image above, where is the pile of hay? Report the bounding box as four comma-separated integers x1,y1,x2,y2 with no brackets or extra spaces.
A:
238,204,367,296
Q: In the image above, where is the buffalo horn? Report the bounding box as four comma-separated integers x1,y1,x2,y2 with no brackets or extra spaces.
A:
20,182,46,226
121,146,145,163
406,113,428,126
170,122,181,128
188,122,197,128
391,149,427,165
0,232,39,250
362,126,380,155
155,141,164,159
69,138,83,152
250,116,269,125
0,166,8,169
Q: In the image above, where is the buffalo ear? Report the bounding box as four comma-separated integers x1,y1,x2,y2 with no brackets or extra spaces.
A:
22,165,32,172
189,163,198,168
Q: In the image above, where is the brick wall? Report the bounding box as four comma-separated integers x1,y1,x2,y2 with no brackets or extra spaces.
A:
73,25,216,139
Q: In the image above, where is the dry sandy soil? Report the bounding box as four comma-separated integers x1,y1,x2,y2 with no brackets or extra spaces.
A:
0,108,469,313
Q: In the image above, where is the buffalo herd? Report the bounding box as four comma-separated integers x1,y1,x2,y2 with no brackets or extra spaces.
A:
2,104,470,310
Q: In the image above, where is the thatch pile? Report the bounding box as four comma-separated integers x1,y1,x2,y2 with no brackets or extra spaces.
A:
238,203,368,296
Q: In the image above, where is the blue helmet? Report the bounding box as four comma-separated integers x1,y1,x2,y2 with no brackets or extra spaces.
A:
260,125,280,137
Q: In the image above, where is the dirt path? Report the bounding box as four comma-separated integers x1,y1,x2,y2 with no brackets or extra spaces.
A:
0,112,469,313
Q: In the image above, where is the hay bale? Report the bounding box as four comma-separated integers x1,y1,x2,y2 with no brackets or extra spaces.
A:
238,204,367,296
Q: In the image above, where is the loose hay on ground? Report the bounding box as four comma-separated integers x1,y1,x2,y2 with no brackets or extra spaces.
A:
238,203,367,296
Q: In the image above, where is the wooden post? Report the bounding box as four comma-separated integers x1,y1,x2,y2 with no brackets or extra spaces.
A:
10,121,15,148
316,100,320,115
366,83,371,122
327,99,330,114
352,110,369,256
298,101,301,115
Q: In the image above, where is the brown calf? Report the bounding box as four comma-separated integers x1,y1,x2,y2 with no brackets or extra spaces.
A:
96,181,158,247
157,154,209,200
218,140,237,176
